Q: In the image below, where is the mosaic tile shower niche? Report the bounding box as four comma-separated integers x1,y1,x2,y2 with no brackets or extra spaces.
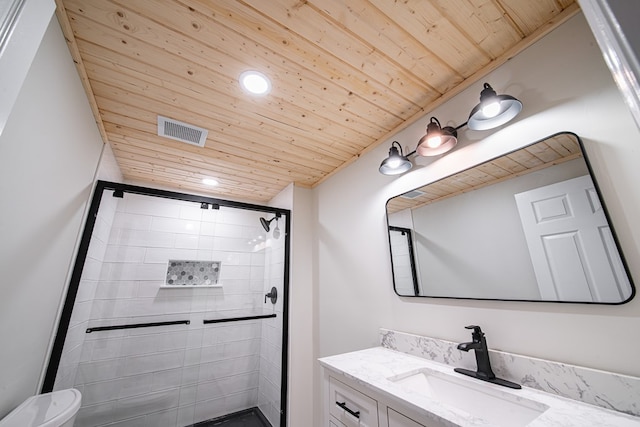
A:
165,260,221,287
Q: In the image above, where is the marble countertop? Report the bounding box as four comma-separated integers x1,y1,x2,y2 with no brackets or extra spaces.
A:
319,347,640,427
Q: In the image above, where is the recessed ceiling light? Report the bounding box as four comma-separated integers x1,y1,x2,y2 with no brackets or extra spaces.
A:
239,70,271,96
202,178,219,186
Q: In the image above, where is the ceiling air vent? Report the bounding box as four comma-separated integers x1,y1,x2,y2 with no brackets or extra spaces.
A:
157,115,208,147
401,190,425,199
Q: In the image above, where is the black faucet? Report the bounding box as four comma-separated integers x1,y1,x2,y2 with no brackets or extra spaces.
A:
454,325,521,389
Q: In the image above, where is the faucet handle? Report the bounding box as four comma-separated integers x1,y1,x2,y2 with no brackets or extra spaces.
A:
464,325,484,339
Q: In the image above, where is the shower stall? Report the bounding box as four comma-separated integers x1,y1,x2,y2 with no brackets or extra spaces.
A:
43,181,290,427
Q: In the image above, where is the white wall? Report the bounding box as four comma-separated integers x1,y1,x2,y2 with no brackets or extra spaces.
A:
316,13,640,379
0,0,55,138
96,142,124,183
0,14,104,418
270,183,316,427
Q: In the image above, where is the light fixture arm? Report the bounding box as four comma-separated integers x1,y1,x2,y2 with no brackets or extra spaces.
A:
391,140,404,155
479,83,497,103
454,121,468,131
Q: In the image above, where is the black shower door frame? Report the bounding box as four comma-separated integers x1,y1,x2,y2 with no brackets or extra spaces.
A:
42,180,291,427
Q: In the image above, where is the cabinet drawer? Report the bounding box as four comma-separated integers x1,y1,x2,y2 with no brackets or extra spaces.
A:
388,408,426,427
329,376,379,427
329,415,346,427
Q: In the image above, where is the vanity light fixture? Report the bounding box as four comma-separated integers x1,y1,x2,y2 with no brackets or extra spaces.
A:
379,141,413,175
416,117,459,157
379,82,522,175
467,83,523,130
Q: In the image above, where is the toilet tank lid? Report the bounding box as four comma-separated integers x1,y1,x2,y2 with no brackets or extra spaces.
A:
0,389,82,427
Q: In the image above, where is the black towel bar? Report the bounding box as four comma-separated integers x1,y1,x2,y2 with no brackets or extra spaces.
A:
86,320,190,333
203,313,276,324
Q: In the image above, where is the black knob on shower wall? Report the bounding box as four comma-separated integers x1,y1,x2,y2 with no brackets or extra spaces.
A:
264,287,277,304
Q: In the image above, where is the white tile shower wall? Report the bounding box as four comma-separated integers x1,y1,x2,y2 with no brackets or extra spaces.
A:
65,194,281,427
259,230,285,426
54,193,119,391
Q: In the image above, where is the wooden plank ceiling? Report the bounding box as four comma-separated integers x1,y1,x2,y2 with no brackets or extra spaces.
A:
56,0,579,203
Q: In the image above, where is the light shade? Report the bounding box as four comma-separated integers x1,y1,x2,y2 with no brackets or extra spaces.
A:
379,142,412,175
416,117,458,156
467,83,522,130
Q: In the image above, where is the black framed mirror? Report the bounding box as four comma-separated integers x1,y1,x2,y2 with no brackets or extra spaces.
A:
385,132,635,304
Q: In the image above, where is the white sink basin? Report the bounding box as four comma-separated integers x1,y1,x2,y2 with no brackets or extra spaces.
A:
388,369,549,426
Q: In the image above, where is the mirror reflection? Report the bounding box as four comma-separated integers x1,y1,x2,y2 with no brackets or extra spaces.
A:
386,132,635,303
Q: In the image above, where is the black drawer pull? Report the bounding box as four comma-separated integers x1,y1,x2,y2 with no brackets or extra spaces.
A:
336,401,360,419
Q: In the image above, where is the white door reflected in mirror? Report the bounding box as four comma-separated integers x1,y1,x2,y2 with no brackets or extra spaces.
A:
515,175,632,302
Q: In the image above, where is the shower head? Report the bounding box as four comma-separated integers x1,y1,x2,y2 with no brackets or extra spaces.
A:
260,216,274,232
259,213,281,232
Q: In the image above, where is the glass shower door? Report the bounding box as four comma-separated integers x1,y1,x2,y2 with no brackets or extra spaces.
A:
48,183,288,427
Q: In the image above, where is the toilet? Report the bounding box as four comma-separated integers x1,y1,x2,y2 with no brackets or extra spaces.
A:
0,389,81,427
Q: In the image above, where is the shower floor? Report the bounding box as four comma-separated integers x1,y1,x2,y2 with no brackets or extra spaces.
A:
189,407,271,427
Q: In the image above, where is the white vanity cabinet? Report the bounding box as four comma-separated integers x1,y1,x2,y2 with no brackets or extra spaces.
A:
387,408,426,427
323,368,434,427
328,376,379,426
